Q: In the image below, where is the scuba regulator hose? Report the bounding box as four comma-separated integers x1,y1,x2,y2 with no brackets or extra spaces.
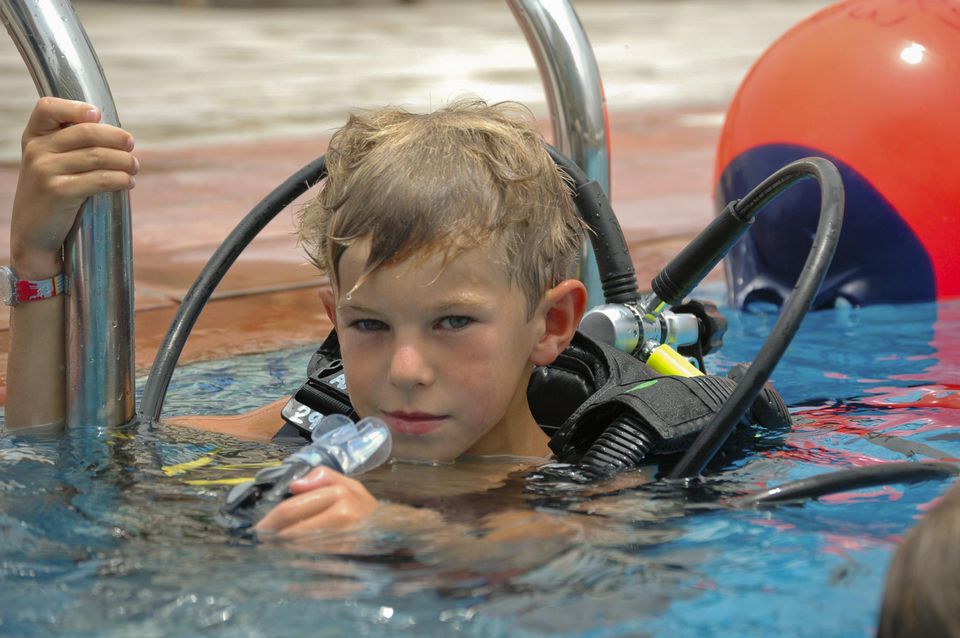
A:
735,461,960,507
544,146,638,305
666,158,844,479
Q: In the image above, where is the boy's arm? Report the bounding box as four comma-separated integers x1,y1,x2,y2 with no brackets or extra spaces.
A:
165,396,289,442
6,291,66,427
6,98,138,428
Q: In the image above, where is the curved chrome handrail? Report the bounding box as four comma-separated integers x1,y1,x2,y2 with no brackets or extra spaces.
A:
1,0,135,428
508,0,610,308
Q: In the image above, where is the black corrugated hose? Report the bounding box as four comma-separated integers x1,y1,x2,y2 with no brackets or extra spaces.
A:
668,158,845,479
139,156,328,422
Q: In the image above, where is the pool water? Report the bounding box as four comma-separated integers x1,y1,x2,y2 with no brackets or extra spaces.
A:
1,300,958,637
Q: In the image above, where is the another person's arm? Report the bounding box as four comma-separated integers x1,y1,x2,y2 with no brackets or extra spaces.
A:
5,97,283,441
6,98,138,428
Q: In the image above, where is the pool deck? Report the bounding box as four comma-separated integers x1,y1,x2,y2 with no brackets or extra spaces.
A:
0,0,830,404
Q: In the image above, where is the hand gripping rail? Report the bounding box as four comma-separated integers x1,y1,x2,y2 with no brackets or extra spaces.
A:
1,0,135,429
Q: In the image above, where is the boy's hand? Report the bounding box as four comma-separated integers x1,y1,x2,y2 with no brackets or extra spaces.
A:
11,97,138,278
254,466,379,537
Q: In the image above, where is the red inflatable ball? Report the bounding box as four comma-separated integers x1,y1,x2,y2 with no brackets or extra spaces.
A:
715,0,960,308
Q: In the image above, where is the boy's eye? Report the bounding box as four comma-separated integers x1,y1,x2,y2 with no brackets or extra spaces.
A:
351,318,388,333
436,316,472,330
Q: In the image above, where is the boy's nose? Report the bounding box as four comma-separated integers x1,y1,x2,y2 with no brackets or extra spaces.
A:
387,340,435,389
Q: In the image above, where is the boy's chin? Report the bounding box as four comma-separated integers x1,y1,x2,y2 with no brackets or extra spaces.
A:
390,440,468,465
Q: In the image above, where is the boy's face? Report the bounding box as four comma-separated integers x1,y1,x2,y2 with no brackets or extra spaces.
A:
324,241,548,462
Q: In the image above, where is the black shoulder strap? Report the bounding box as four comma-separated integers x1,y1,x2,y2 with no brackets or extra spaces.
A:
528,330,657,436
278,331,357,440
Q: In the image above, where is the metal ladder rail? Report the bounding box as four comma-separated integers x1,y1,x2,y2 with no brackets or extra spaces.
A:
508,0,610,309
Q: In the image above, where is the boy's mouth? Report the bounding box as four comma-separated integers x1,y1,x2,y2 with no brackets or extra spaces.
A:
383,411,446,436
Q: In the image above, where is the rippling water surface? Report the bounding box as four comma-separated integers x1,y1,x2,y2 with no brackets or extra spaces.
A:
2,301,959,637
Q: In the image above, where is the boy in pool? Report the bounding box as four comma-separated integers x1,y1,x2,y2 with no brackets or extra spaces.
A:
5,96,589,536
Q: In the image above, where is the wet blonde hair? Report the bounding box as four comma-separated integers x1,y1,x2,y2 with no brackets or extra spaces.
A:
877,484,960,637
297,98,584,316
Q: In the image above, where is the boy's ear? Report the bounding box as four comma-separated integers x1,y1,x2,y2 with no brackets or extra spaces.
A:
318,286,337,327
529,279,588,367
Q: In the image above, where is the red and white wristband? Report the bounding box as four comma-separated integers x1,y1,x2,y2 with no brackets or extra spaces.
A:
0,266,66,306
